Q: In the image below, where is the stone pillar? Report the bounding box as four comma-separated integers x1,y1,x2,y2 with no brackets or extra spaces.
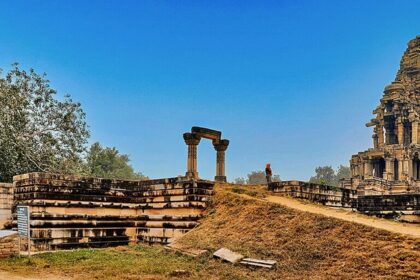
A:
408,158,414,179
398,159,404,180
213,139,229,182
359,162,364,178
401,158,410,180
397,119,403,144
373,134,379,149
363,159,373,178
385,158,394,180
377,125,385,147
183,133,201,179
412,158,418,180
412,121,418,144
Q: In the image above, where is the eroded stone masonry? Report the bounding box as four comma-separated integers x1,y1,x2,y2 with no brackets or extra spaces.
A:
13,172,214,251
348,36,420,195
270,36,420,222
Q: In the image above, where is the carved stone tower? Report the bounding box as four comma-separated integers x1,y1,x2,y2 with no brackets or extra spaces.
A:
348,36,420,194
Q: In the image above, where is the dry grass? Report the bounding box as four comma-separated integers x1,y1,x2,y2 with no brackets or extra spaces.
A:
1,184,419,279
176,185,420,279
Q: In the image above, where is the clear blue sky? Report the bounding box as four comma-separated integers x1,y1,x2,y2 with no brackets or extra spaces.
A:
0,1,419,181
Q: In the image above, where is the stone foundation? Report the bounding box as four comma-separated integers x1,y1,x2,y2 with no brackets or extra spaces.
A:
357,193,420,223
13,173,214,251
269,180,356,208
0,183,13,229
269,180,420,223
0,231,19,258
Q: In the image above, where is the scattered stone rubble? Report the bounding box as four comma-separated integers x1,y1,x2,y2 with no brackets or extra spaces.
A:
213,248,276,269
213,248,244,264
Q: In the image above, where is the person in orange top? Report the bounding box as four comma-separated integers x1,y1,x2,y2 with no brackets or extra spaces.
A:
265,163,272,184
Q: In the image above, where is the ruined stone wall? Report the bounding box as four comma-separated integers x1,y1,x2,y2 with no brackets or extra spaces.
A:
0,183,13,228
269,181,356,208
0,231,19,258
13,173,214,251
270,180,419,222
357,193,420,223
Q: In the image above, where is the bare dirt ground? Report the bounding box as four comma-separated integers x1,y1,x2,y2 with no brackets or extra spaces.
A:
0,270,68,280
265,195,420,238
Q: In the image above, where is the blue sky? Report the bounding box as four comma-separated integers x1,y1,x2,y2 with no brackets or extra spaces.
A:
0,1,419,181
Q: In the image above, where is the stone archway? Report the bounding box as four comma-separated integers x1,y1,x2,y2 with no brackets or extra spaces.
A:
183,126,230,182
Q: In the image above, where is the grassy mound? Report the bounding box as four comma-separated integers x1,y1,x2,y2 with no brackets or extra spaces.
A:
0,185,418,280
175,185,420,279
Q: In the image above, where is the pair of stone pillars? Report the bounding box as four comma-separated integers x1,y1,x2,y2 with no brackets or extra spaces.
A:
183,132,229,182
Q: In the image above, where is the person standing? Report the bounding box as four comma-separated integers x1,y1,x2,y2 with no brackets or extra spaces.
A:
265,163,272,184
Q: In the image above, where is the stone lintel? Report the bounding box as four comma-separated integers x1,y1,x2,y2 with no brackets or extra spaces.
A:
191,127,221,141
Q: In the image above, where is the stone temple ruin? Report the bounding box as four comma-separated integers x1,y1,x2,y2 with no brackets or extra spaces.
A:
347,36,420,195
0,127,225,252
0,39,419,255
270,36,420,222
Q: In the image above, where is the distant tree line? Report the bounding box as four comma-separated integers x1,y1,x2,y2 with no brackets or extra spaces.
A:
234,170,281,185
234,165,350,187
309,165,350,186
0,64,146,182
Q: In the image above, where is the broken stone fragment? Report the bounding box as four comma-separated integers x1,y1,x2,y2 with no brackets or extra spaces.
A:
240,258,277,269
213,248,244,263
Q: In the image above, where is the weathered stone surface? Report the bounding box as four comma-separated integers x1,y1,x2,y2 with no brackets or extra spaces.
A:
348,36,420,194
184,127,229,182
0,230,19,258
240,258,276,269
269,180,357,208
357,193,420,214
0,183,13,228
213,248,244,263
13,172,214,251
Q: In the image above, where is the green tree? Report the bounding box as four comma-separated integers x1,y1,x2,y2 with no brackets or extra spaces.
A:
247,171,267,184
0,64,89,182
246,170,281,184
234,177,246,184
309,166,336,186
272,174,281,182
85,142,147,180
309,165,351,186
336,165,351,180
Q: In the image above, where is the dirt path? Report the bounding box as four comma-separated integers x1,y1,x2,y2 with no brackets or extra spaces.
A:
0,270,69,280
265,195,420,238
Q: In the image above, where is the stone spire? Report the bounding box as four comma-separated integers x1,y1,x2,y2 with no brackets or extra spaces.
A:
367,36,420,147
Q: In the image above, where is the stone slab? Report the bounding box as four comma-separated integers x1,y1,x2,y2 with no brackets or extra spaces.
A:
213,248,244,263
240,258,276,268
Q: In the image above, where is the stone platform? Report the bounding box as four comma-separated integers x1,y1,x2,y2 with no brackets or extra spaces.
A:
357,193,420,223
269,180,419,223
13,173,214,251
0,183,13,228
269,180,356,208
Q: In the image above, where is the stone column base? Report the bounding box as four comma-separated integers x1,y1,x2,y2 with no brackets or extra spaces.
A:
214,176,227,182
186,172,199,179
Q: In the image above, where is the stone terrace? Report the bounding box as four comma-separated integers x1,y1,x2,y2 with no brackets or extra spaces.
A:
0,183,13,228
13,172,214,251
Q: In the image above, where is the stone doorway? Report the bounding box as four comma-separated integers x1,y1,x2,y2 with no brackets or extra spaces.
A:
183,127,229,182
